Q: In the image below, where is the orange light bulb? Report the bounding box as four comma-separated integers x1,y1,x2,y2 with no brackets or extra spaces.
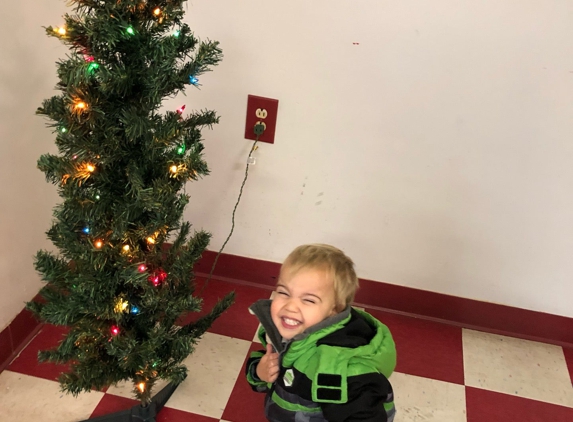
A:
75,102,86,110
138,382,146,392
94,240,103,249
146,237,156,244
86,164,95,172
170,165,178,174
153,8,161,16
58,27,66,35
123,245,130,252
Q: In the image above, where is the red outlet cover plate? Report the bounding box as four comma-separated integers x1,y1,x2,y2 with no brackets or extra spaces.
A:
245,95,279,144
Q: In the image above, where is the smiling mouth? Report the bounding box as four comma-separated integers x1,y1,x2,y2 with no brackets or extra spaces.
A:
281,317,302,329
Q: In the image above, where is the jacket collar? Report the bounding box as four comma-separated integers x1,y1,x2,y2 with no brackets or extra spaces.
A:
248,299,351,353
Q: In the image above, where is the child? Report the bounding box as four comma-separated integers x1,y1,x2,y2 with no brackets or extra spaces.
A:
247,244,397,422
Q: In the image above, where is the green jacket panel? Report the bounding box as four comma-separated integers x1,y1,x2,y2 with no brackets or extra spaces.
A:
247,300,397,422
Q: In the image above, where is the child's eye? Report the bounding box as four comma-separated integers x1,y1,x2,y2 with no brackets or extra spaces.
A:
277,291,288,296
303,299,316,304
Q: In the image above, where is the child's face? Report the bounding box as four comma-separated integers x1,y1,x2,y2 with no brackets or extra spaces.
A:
270,266,337,340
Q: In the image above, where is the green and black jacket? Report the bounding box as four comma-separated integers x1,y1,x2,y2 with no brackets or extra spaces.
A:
246,300,397,422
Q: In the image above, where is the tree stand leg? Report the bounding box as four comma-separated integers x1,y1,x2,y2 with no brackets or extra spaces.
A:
80,382,179,422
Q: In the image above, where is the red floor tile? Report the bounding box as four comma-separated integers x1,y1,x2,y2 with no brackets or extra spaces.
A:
157,406,220,422
466,386,573,422
89,394,138,418
564,347,573,386
222,342,268,422
367,309,464,384
180,278,268,341
8,324,70,382
91,394,219,421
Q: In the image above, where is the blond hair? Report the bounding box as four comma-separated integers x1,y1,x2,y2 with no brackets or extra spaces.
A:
280,244,359,312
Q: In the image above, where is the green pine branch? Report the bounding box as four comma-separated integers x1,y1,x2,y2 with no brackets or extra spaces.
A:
29,0,234,405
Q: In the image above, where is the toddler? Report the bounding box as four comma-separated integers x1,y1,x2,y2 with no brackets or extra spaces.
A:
247,244,396,422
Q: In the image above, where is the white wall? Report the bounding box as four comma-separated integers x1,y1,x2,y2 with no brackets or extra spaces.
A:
2,1,572,332
0,1,67,330
182,1,573,317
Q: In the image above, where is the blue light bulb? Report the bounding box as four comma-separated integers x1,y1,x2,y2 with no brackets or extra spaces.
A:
83,227,90,234
131,306,140,315
189,76,198,85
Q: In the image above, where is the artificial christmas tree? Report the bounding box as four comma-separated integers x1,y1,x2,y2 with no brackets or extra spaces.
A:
27,0,234,419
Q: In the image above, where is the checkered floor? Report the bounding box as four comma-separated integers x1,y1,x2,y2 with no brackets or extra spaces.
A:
2,278,573,421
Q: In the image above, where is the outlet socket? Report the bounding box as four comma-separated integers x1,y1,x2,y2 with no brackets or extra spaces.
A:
245,95,279,144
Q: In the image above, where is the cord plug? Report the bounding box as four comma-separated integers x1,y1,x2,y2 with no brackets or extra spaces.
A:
254,122,266,137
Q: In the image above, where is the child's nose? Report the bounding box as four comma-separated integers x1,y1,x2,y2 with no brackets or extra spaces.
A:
283,298,298,311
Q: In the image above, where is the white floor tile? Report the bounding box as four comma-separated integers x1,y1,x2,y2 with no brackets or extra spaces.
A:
0,370,104,422
106,333,251,417
391,372,467,422
463,329,573,408
165,332,252,419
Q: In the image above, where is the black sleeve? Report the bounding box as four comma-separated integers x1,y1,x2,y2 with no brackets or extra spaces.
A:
321,373,393,422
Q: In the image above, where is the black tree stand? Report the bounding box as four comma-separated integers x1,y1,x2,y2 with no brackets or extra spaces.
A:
80,382,179,422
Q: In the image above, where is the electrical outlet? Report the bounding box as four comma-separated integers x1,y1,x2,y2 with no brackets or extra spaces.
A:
245,95,279,144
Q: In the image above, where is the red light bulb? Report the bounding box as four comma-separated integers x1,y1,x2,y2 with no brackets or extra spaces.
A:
157,269,168,282
148,268,167,286
111,325,120,336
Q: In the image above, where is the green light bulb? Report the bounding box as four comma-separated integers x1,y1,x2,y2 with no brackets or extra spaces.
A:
60,127,67,133
177,145,185,155
87,63,100,74
173,30,180,37
127,26,135,35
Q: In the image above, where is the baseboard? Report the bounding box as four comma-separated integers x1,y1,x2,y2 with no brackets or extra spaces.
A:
3,249,570,372
195,250,573,348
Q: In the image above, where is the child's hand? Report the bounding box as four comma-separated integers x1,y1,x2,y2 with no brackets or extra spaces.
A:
256,343,280,383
